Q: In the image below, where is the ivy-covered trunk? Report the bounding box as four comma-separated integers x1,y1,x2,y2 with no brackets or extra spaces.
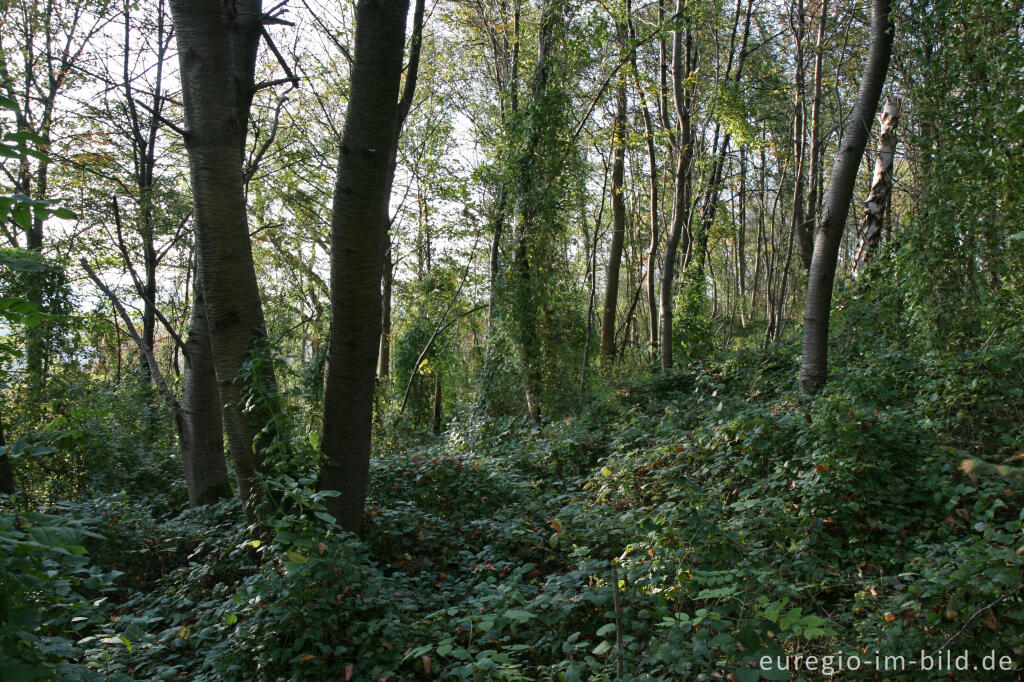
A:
170,0,280,516
800,0,894,393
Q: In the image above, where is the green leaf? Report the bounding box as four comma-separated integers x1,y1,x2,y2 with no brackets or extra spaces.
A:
0,95,19,112
592,640,612,656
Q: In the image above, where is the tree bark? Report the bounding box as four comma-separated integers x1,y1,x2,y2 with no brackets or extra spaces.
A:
800,0,893,393
318,0,411,534
600,73,628,360
378,247,394,379
0,408,13,495
659,0,692,375
801,0,828,271
432,371,442,435
854,96,901,273
181,267,231,505
170,0,281,517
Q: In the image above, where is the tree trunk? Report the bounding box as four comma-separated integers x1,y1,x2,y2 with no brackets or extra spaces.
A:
800,0,893,393
600,74,628,360
181,268,231,505
0,409,13,495
659,2,692,375
432,371,442,435
854,96,901,273
170,0,281,517
318,0,411,534
801,0,828,271
378,248,393,379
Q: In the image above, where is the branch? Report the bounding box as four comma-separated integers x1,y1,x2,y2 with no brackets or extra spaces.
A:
397,304,486,415
80,258,183,424
110,199,188,355
259,26,300,91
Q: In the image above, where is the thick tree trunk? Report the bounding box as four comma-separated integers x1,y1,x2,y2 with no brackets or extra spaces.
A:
600,76,628,360
799,0,893,393
318,0,410,534
170,0,281,516
181,269,231,505
854,96,901,273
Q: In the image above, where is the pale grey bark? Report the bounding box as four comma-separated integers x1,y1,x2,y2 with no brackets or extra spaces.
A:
800,0,894,393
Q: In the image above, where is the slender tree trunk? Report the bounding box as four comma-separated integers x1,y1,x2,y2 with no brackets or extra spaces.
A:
800,0,893,393
626,11,660,362
601,73,628,360
854,96,901,273
0,409,13,495
318,0,411,534
659,3,692,375
737,148,747,325
170,0,281,517
432,371,442,434
378,248,394,379
801,0,828,271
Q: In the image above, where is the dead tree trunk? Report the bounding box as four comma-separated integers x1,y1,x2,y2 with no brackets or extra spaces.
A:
800,0,893,393
854,96,901,273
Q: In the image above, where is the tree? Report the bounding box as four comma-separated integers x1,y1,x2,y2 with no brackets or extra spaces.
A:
169,0,287,516
658,0,694,375
600,20,628,361
318,0,422,533
799,0,894,393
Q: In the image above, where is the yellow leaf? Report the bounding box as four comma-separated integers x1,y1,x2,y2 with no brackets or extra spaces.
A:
176,626,190,639
601,466,612,478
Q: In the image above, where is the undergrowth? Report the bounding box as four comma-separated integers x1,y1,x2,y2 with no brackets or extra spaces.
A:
2,338,1022,680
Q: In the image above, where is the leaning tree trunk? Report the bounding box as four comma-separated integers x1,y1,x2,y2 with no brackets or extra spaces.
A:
853,96,901,273
799,0,894,393
181,269,231,505
318,0,410,534
170,0,281,517
600,73,628,360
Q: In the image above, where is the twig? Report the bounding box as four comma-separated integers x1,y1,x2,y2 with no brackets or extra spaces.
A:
930,591,1017,658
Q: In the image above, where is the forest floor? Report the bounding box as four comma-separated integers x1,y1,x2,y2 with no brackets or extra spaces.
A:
13,343,1024,681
